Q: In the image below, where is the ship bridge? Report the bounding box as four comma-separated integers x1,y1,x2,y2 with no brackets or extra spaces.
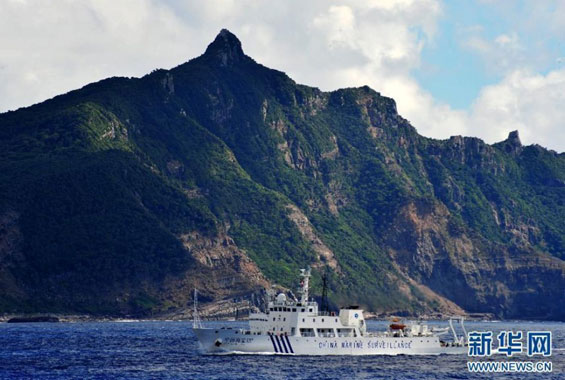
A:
248,268,366,338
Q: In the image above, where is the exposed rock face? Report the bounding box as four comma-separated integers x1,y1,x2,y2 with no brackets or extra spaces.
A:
166,160,184,177
286,205,340,271
161,73,175,95
179,231,268,289
146,231,271,310
507,130,522,146
0,29,564,319
203,29,246,67
96,111,129,143
496,130,523,155
386,200,565,319
321,135,339,160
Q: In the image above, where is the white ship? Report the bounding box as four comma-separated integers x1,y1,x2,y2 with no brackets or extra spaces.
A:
193,268,468,355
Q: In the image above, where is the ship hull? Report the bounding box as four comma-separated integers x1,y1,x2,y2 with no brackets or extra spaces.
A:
193,328,466,356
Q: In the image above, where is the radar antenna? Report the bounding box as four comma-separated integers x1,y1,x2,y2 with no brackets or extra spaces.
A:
320,270,329,313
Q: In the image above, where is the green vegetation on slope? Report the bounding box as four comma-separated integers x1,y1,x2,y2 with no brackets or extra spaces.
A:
1,29,564,319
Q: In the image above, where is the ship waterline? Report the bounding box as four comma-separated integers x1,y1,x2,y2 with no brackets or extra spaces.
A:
193,328,467,355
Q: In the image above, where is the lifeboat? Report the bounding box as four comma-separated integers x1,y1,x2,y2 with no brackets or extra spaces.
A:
389,323,406,330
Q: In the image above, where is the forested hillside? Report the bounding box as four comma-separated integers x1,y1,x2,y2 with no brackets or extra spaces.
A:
1,30,563,319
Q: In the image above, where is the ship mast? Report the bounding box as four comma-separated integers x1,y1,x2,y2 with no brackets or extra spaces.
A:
193,288,202,328
320,271,329,313
298,267,311,304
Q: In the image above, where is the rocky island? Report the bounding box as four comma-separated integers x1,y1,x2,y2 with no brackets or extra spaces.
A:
0,30,564,321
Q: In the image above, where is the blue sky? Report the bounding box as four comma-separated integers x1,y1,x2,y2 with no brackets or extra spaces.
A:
416,0,565,110
1,0,564,151
415,1,495,109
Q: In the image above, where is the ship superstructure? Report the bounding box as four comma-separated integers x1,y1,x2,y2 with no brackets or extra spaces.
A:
193,268,468,355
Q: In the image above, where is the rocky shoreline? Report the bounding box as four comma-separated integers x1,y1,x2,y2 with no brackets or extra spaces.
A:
1,300,498,323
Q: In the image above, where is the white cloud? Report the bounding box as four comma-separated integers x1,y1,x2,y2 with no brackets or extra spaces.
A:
494,33,518,47
470,69,565,150
312,5,356,50
460,28,527,75
0,0,196,112
1,0,444,127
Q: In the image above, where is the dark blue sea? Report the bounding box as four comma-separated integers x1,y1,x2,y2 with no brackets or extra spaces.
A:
0,320,563,379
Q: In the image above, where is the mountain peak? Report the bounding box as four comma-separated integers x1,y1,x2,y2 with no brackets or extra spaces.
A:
496,130,523,154
203,29,245,67
506,130,521,147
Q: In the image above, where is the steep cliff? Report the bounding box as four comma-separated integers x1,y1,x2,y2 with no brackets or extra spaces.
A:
1,29,564,319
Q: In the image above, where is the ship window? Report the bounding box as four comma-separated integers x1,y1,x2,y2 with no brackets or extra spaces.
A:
301,308,305,312
302,319,305,322
273,327,276,331
280,328,283,331
299,328,315,337
337,328,353,337
335,319,338,323
313,319,315,322
322,319,324,322
293,308,296,312
270,308,273,311
309,308,313,312
283,318,286,321
273,318,276,321
316,328,336,338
